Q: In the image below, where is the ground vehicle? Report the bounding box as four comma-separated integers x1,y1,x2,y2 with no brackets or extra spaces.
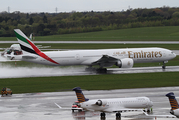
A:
1,87,12,96
72,101,82,112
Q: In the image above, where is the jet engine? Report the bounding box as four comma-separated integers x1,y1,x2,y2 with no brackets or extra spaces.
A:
116,58,134,68
172,109,179,118
95,100,107,106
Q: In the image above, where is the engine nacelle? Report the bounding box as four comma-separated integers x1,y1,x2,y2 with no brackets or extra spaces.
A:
116,58,134,68
173,109,179,118
95,100,107,106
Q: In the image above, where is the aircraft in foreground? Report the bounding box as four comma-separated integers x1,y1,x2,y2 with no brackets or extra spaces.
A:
166,92,179,117
2,29,176,72
70,87,153,119
143,92,179,118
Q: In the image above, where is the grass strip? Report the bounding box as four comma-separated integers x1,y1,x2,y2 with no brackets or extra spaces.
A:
1,26,179,41
0,43,179,50
0,72,179,94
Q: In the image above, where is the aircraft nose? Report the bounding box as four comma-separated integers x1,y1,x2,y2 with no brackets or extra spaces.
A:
148,101,153,107
170,51,177,59
174,53,177,58
172,52,177,59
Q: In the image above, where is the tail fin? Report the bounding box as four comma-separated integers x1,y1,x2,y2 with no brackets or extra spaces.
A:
14,29,41,55
73,87,89,103
166,92,179,110
14,29,59,65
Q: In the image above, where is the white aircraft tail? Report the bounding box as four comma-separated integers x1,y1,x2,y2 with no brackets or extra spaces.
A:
73,87,89,103
14,29,59,65
14,29,41,55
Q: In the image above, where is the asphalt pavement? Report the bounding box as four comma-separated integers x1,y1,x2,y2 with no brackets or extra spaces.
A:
0,87,179,120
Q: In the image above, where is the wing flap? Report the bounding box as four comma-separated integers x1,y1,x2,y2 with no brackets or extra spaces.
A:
92,55,118,64
87,55,118,67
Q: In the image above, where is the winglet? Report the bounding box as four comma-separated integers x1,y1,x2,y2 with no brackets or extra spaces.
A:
166,92,179,110
73,87,89,103
54,102,62,109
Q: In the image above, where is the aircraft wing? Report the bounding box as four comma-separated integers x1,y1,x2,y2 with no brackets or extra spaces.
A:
143,112,176,118
102,108,144,113
91,55,118,66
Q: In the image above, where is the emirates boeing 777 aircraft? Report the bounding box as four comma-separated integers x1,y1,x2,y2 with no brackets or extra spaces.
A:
2,29,176,72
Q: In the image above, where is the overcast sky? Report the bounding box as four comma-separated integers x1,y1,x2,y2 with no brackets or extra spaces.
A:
1,0,179,13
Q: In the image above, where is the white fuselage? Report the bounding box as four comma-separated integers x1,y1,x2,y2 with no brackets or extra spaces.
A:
22,47,176,66
80,97,153,112
7,47,176,67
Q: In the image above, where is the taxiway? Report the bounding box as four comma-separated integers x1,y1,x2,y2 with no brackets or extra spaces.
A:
0,87,179,120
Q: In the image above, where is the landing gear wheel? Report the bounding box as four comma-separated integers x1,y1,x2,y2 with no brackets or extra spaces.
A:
147,109,150,113
116,113,121,119
162,65,166,69
96,68,107,73
100,112,106,119
85,66,96,72
162,61,166,69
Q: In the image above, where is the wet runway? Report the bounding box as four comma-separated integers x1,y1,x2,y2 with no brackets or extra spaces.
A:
0,64,179,78
0,87,179,120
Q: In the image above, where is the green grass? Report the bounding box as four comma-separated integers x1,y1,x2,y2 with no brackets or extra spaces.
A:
0,72,179,94
1,26,179,41
0,43,179,50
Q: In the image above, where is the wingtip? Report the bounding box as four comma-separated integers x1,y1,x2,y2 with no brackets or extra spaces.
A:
54,102,62,109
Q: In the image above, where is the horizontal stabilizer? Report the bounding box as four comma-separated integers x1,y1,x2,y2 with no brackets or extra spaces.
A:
22,56,37,59
54,103,83,110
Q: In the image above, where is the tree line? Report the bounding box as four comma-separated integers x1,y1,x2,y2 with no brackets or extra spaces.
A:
0,6,179,37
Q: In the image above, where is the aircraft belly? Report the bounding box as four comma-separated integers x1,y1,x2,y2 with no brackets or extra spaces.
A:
89,106,107,112
133,58,165,63
124,103,147,108
124,99,149,109
54,57,84,66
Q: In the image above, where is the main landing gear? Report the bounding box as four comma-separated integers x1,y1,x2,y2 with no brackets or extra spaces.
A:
100,112,106,119
143,108,153,113
100,112,121,120
96,68,107,73
85,66,107,73
116,112,121,119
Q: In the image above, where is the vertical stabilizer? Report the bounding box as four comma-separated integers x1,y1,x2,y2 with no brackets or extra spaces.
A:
14,29,41,55
166,92,179,110
73,87,89,103
14,29,59,65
